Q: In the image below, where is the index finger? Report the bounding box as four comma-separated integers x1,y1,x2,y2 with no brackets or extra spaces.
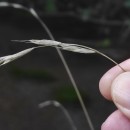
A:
99,58,130,100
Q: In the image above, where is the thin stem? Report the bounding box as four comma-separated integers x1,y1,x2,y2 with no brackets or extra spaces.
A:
39,100,77,130
72,44,125,72
29,7,95,130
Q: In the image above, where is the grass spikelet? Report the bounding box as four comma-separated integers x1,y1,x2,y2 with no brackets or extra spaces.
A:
13,39,125,71
0,48,34,66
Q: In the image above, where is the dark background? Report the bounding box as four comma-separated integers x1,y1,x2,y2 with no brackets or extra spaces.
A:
0,0,129,130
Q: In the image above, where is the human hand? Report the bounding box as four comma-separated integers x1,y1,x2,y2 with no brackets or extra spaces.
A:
99,59,130,130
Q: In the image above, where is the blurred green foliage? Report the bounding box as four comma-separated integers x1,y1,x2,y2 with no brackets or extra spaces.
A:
80,8,91,20
10,66,56,82
100,39,111,48
54,85,87,103
124,0,130,8
45,0,57,13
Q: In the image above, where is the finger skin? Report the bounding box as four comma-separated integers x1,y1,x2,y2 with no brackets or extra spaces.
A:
99,58,130,100
111,72,130,119
101,110,130,130
100,59,130,130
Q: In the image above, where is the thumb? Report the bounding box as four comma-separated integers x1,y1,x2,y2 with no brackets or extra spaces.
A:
111,72,130,119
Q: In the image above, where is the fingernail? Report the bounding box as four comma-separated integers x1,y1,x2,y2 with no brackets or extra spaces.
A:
115,103,130,118
112,72,130,117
